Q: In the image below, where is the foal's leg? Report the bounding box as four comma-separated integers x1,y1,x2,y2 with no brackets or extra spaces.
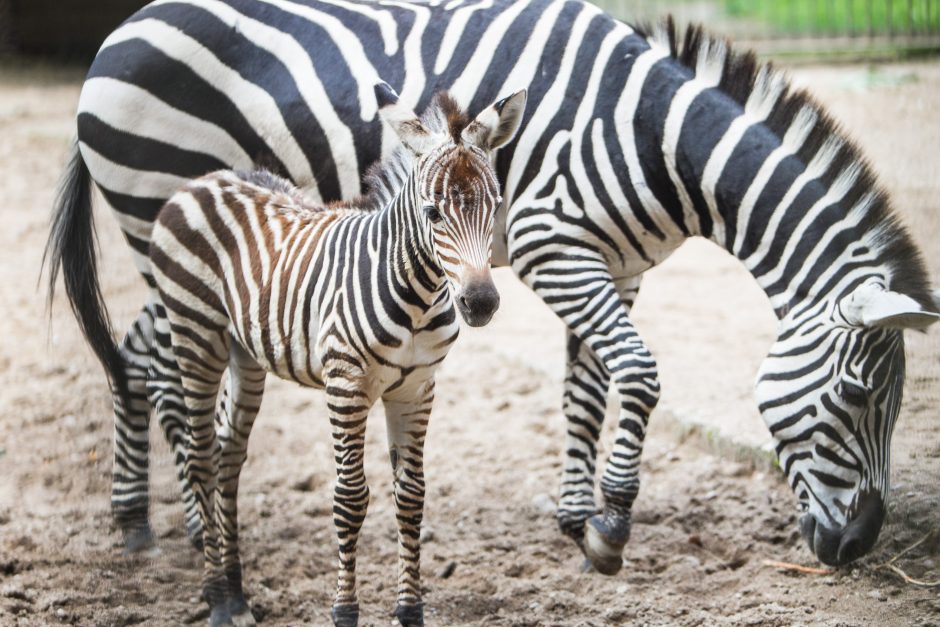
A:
112,301,157,552
147,302,203,548
383,379,434,627
325,367,372,627
216,343,266,627
172,327,231,626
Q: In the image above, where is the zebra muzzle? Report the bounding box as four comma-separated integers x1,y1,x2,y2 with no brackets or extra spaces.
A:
456,279,500,327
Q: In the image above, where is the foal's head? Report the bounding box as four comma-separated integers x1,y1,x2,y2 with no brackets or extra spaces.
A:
376,83,526,327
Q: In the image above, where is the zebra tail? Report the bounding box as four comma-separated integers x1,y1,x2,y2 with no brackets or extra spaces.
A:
42,141,128,408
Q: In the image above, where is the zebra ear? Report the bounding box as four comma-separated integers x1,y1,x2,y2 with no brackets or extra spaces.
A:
374,82,442,156
461,89,527,152
842,283,940,330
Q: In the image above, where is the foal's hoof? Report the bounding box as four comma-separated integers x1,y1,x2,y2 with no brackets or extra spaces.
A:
230,610,256,627
122,525,157,554
229,596,256,627
331,603,359,627
209,604,235,627
392,603,424,627
188,521,205,552
583,514,629,576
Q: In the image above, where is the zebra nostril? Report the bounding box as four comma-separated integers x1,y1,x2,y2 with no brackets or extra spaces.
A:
459,294,470,311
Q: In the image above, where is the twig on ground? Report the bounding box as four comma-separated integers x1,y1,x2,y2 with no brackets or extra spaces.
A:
879,563,940,588
875,530,940,588
762,559,833,575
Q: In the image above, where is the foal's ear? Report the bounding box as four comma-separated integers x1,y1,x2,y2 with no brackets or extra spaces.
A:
375,82,442,157
461,89,527,152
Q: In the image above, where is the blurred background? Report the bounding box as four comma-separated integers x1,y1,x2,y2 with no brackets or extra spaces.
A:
2,0,940,61
599,0,940,59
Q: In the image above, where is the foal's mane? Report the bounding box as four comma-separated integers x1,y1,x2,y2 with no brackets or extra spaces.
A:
637,17,935,311
237,92,473,217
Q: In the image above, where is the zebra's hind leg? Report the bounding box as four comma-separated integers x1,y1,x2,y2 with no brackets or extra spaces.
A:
383,380,434,627
148,303,204,550
112,302,157,553
326,366,373,627
557,331,610,553
216,343,266,627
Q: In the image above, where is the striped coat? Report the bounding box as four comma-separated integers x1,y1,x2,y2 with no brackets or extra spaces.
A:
149,85,524,627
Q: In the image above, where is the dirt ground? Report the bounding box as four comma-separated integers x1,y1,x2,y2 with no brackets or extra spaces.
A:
0,59,938,627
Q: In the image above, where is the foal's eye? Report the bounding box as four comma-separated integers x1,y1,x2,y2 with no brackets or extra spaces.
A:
423,203,442,223
839,380,868,407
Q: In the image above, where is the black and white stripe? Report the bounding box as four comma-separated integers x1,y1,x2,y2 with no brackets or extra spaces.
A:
48,0,939,572
148,86,522,626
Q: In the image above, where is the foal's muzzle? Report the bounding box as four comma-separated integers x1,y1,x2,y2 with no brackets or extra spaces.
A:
456,278,500,327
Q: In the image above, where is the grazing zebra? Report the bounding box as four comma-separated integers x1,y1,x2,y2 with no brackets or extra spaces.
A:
148,84,525,627
46,0,939,572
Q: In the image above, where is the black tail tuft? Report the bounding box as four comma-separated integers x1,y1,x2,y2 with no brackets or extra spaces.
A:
42,141,128,407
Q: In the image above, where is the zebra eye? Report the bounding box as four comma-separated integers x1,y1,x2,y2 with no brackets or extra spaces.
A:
423,203,442,223
839,380,868,407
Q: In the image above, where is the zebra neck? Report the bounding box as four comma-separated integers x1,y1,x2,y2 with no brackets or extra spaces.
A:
710,140,892,322
650,74,895,322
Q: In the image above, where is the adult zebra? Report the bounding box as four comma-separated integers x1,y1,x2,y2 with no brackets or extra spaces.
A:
47,0,939,571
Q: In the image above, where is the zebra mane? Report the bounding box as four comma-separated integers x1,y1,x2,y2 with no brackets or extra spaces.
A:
637,17,936,312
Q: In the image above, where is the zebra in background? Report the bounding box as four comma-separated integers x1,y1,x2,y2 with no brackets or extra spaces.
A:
148,84,524,627
46,0,940,572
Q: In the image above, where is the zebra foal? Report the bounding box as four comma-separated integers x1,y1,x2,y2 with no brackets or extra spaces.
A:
149,83,525,627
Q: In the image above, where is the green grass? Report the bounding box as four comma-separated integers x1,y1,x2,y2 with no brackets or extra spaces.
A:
724,0,940,36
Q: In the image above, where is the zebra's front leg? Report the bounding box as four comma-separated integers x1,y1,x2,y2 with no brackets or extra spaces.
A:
112,302,157,553
216,344,266,627
383,381,434,627
326,371,372,627
557,332,610,549
521,252,658,575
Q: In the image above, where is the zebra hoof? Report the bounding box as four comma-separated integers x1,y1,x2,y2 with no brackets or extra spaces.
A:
230,610,256,627
331,603,359,627
583,514,629,576
188,520,205,552
122,525,156,554
229,595,255,627
209,603,235,627
392,602,424,626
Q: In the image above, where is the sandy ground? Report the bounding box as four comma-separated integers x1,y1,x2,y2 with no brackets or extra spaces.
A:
0,59,938,626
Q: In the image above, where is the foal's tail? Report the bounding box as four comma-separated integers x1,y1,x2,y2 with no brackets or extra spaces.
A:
42,141,128,406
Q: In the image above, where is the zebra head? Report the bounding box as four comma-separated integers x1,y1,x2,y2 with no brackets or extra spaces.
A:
376,83,526,327
756,282,940,565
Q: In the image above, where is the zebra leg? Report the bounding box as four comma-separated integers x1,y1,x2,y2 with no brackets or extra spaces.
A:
521,252,658,575
582,280,658,576
383,380,434,627
216,344,266,627
173,329,231,626
112,302,158,553
326,370,372,627
147,303,204,549
556,331,609,547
